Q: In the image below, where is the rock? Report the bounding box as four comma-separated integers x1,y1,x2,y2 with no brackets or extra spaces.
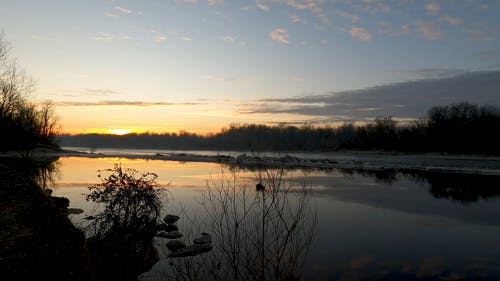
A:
67,208,84,214
256,183,265,191
169,244,212,258
157,231,183,239
50,196,70,209
44,188,53,195
166,240,186,252
193,232,211,244
157,223,178,232
163,214,180,224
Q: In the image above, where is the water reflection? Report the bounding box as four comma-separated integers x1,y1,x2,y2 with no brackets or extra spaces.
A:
0,156,60,189
157,168,317,281
301,167,500,204
50,157,500,281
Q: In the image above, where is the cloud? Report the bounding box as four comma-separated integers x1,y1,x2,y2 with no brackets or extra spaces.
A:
425,2,440,14
440,16,462,26
62,88,119,98
377,22,411,36
281,0,329,24
174,0,197,3
349,26,372,41
54,100,205,107
269,28,290,44
256,0,270,11
350,1,390,14
338,11,360,23
114,6,132,14
180,36,194,41
219,35,238,43
418,21,443,39
104,12,118,18
393,68,468,78
208,0,223,5
154,34,168,43
288,14,305,23
242,70,500,121
92,32,115,41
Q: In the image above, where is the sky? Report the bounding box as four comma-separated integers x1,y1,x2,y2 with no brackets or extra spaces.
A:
1,0,500,135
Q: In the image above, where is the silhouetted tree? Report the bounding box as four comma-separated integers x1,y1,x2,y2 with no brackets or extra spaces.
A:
0,33,58,151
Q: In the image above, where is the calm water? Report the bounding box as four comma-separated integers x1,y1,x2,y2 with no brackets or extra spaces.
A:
51,156,500,281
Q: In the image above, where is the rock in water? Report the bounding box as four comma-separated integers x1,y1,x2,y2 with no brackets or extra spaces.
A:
50,196,70,209
157,231,183,239
67,208,84,215
169,244,213,258
163,214,180,224
193,233,212,244
256,183,265,191
166,240,186,252
157,223,179,232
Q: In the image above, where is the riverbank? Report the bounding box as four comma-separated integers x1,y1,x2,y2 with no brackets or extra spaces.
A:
0,163,93,281
23,148,500,176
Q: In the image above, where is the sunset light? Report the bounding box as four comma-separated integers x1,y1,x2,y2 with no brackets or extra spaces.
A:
2,2,500,280
107,129,132,136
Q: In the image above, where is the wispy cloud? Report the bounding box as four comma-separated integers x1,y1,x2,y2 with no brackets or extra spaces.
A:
338,11,360,23
256,0,270,11
114,6,132,14
180,36,194,41
440,16,462,26
392,68,469,78
377,22,411,36
54,100,205,107
349,26,372,41
91,33,132,41
219,35,238,43
418,21,443,39
350,1,390,14
154,34,168,43
208,0,223,5
62,88,120,98
174,0,197,3
104,12,118,18
281,0,329,24
92,32,115,41
425,2,440,14
269,28,289,44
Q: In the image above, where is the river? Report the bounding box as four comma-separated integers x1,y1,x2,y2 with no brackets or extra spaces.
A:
50,154,500,281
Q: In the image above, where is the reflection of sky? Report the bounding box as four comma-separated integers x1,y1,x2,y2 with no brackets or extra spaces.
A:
51,156,500,280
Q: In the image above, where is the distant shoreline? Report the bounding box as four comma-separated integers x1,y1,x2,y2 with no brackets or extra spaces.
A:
12,147,500,176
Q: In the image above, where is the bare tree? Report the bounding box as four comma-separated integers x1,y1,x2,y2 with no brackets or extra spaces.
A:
0,32,58,151
161,167,317,281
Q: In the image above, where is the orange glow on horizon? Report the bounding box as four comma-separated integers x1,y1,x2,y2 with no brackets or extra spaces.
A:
107,129,132,135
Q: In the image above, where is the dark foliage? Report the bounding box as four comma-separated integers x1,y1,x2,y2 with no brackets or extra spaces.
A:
85,164,165,281
60,102,500,155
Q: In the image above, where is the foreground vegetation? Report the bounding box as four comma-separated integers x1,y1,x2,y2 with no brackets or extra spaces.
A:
61,102,500,155
0,34,58,151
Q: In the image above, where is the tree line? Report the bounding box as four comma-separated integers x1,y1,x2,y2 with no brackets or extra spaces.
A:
0,34,58,151
60,102,500,155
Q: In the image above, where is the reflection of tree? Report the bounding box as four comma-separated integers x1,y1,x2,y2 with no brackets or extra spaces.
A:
425,173,500,203
0,156,60,189
337,167,500,204
163,167,317,281
340,168,399,185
